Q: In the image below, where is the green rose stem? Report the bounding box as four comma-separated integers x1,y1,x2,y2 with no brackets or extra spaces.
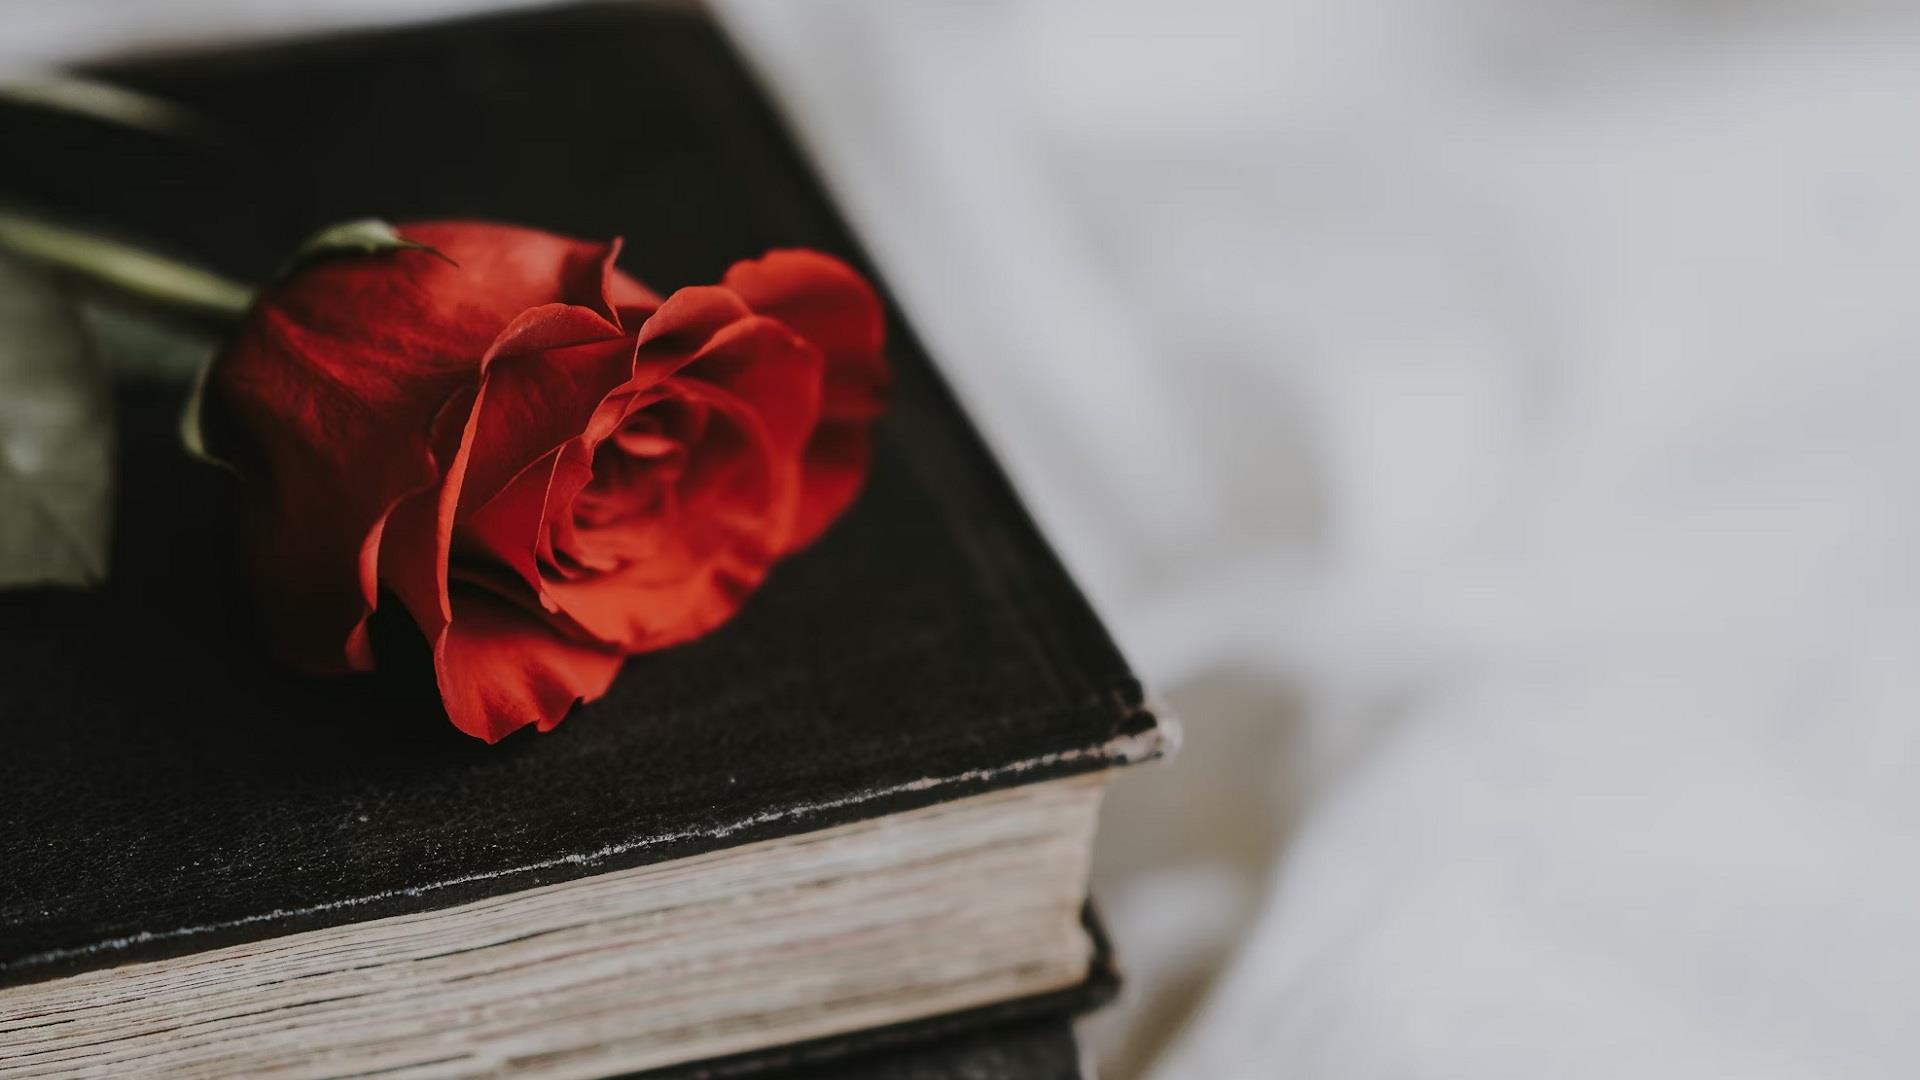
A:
0,209,254,324
0,208,259,464
0,76,215,140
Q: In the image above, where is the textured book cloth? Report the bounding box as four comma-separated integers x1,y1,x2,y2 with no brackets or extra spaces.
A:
0,3,1158,1075
710,1016,1089,1080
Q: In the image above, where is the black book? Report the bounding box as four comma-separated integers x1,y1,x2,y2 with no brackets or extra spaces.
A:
723,1014,1089,1080
0,4,1165,1077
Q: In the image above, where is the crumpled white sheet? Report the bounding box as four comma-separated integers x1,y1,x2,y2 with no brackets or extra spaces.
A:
718,2,1920,1077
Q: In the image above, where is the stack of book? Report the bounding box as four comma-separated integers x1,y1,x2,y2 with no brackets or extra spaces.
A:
0,5,1168,1077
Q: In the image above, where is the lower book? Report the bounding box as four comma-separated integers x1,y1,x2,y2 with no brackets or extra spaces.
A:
636,910,1114,1079
705,1015,1093,1080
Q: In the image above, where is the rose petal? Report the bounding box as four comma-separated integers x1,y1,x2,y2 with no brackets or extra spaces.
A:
536,444,605,576
378,483,450,636
788,421,872,551
543,529,772,655
720,250,888,551
677,316,824,464
591,236,665,328
720,249,886,415
457,444,571,609
375,382,487,641
630,287,755,375
398,221,624,325
433,585,625,742
455,306,632,508
541,378,794,651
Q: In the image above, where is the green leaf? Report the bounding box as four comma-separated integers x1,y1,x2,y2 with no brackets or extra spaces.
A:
0,255,112,587
279,219,447,278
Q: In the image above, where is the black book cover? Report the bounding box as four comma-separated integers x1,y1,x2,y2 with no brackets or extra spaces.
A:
665,1019,1086,1080
714,1015,1088,1080
0,0,1156,1014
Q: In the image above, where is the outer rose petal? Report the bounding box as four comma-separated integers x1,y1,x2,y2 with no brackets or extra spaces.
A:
455,314,633,507
720,250,885,397
631,286,758,375
436,587,624,743
786,422,870,554
392,444,621,743
720,250,888,549
397,222,641,326
213,260,486,672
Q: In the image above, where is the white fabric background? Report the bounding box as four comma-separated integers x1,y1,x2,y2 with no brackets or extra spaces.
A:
10,1,1920,1077
715,4,1920,1077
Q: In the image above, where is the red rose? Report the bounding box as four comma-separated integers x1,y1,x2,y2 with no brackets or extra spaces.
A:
206,221,887,741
